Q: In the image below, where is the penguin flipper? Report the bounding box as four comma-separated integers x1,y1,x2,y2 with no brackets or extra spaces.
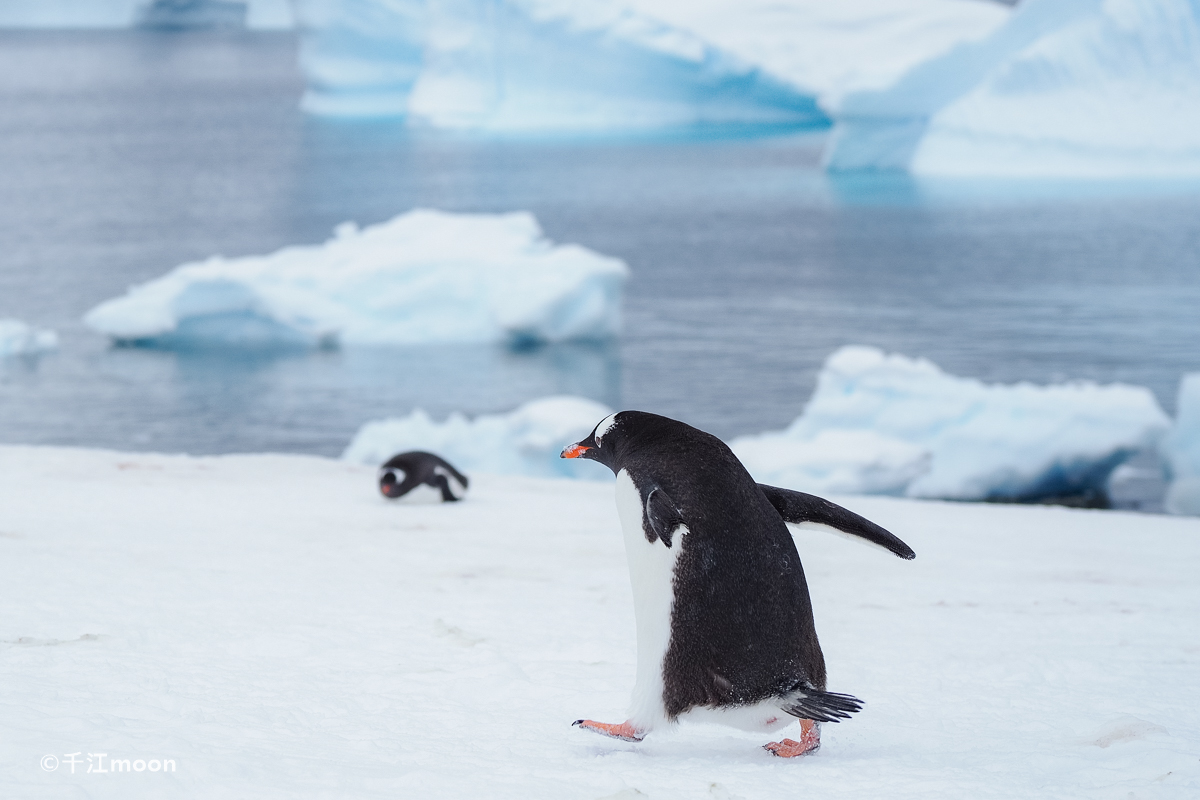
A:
780,686,864,723
644,486,685,548
757,484,916,560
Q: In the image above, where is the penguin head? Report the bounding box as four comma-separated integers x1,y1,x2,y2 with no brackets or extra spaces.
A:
378,466,408,498
560,411,636,474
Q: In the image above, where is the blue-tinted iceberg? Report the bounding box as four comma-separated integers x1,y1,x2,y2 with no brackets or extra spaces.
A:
0,320,58,357
343,395,613,479
83,210,629,348
0,0,293,28
297,0,826,130
731,346,1170,501
1162,374,1200,515
827,0,1200,176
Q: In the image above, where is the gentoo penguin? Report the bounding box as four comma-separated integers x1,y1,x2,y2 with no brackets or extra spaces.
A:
561,411,914,757
378,451,468,503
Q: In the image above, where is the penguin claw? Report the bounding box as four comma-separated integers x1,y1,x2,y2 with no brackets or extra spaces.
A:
764,720,821,758
572,719,645,742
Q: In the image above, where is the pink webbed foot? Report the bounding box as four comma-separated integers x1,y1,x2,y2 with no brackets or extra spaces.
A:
763,719,820,758
572,719,646,742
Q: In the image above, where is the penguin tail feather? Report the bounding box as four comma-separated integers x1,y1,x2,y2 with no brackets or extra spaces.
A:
780,686,864,723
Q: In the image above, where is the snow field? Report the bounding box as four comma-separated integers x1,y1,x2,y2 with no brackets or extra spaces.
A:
2,445,1198,798
83,210,628,348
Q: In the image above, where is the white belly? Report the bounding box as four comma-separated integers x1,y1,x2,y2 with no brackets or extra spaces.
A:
681,700,793,733
615,469,683,731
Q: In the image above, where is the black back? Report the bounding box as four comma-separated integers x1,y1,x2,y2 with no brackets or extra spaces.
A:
379,451,468,502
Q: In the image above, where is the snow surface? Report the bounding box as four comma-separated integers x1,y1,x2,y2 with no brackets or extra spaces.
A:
827,0,1200,177
0,319,58,357
83,210,628,348
298,0,1007,130
343,394,614,479
2,444,1198,798
1162,373,1200,516
730,346,1170,501
0,0,294,29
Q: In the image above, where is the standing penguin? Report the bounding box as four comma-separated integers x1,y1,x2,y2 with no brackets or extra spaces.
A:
561,411,914,757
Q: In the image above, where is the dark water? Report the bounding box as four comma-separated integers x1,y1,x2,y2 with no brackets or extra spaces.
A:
2,31,1199,474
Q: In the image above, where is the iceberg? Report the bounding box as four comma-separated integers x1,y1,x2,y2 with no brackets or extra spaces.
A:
826,0,1200,177
0,319,58,357
83,209,629,349
1162,374,1200,515
296,0,1007,130
298,0,826,130
342,395,613,479
731,345,1171,501
0,0,293,28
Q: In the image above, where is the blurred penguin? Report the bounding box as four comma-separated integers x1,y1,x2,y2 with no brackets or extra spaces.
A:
378,452,469,503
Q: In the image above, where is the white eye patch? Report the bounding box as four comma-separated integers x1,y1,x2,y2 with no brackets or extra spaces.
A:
594,413,619,446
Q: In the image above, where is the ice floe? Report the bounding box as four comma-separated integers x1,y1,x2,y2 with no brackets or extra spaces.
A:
343,395,614,479
731,345,1170,501
827,0,1200,176
83,209,628,349
0,319,58,357
1162,373,1200,516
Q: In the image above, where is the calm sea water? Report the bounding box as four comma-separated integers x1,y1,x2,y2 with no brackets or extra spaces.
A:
2,32,1199,496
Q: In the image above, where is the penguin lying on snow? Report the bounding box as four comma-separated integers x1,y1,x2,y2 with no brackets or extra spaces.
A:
561,411,914,757
378,452,468,502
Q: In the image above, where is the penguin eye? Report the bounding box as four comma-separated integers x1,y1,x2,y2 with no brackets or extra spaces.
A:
380,469,402,485
593,413,619,447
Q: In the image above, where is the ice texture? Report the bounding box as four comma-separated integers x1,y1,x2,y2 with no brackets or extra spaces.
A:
83,210,629,349
0,0,293,28
1162,374,1200,516
0,319,58,357
731,346,1170,501
298,0,826,130
626,0,1009,113
343,395,613,479
827,0,1200,176
3,444,1199,796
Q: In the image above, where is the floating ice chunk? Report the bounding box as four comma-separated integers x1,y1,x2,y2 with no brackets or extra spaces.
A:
343,395,614,479
0,320,58,357
732,429,930,496
83,209,629,349
1162,374,1200,516
827,0,1200,176
733,346,1170,501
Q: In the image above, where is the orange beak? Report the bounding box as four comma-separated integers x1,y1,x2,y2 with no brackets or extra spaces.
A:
561,444,591,459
